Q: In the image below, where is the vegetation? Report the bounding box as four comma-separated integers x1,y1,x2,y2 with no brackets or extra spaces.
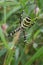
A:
0,0,43,65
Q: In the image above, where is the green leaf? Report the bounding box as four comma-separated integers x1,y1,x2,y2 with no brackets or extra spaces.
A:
33,29,41,39
0,1,19,6
0,27,9,49
37,0,43,10
25,46,43,65
4,49,14,65
6,5,21,20
19,0,29,7
0,48,6,57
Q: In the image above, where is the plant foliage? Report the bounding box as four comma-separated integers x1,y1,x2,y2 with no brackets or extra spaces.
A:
0,0,43,65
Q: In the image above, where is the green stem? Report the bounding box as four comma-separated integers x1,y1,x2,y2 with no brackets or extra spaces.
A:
25,46,43,65
4,1,6,23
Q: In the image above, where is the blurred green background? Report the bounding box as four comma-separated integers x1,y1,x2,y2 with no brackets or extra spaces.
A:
0,0,43,65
